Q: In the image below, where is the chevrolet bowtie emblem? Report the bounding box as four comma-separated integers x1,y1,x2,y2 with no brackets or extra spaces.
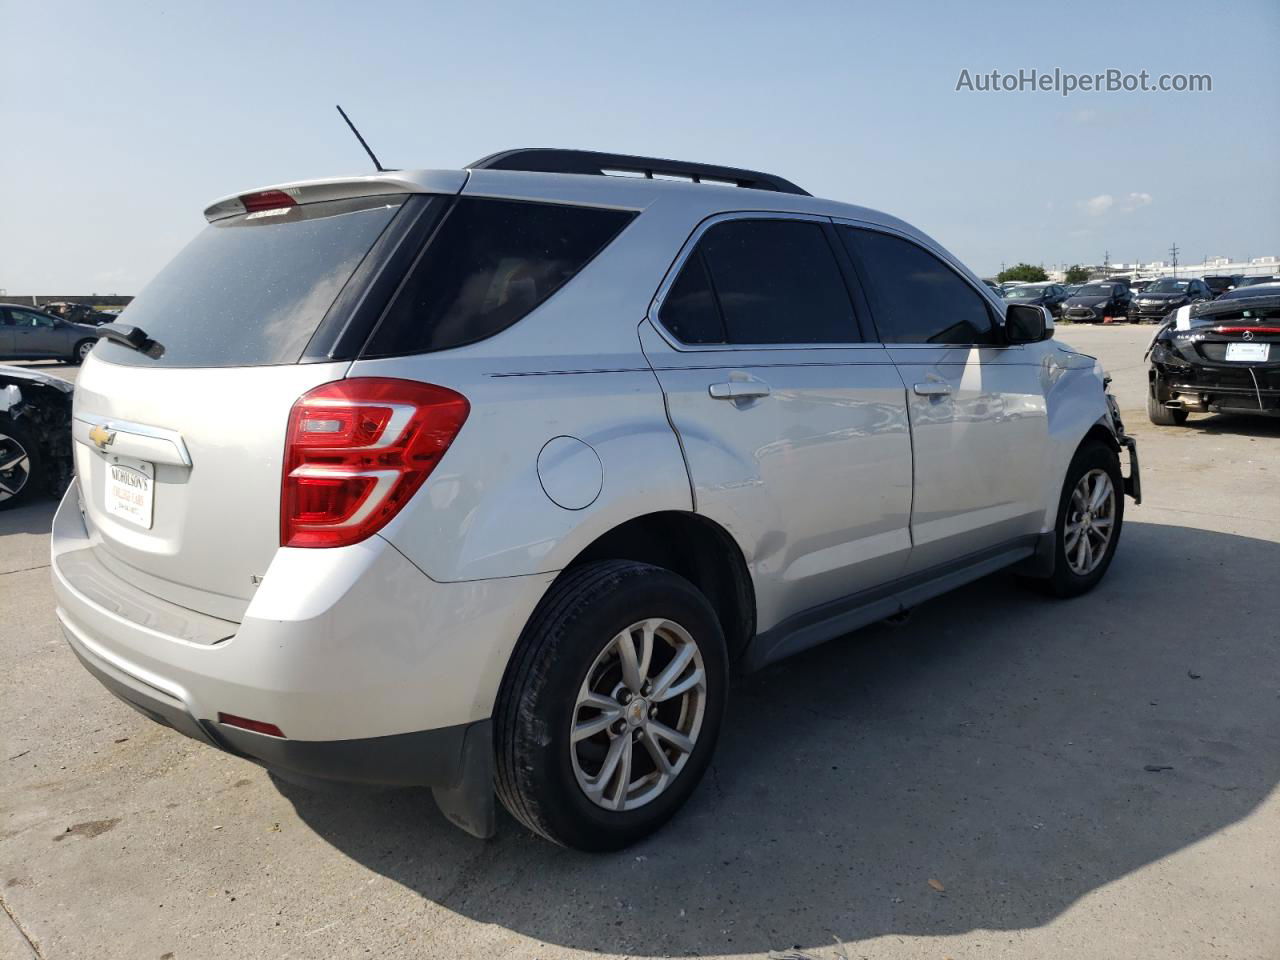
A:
88,424,116,450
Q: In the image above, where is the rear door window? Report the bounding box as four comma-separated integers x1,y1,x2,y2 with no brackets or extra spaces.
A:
658,218,859,345
94,195,406,368
363,198,636,357
840,228,997,345
657,252,726,344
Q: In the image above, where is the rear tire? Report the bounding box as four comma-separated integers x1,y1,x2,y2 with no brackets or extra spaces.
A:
494,560,728,851
0,416,44,511
1147,386,1188,426
1032,441,1124,598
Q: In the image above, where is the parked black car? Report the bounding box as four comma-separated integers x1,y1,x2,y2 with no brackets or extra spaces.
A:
41,302,119,326
1003,282,1069,317
0,304,101,364
1061,282,1133,323
1202,275,1243,299
1145,291,1280,425
1128,278,1214,323
1234,276,1279,289
0,365,74,508
1216,282,1280,301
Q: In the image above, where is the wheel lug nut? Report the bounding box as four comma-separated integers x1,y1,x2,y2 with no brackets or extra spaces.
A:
620,690,633,704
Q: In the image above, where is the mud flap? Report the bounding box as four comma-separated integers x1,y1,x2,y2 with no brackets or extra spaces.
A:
431,719,496,839
1012,531,1057,578
1119,434,1142,504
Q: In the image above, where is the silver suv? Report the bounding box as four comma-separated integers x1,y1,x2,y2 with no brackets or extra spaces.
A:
52,149,1139,850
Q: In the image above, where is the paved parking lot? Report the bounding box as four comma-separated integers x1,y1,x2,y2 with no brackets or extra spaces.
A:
2,327,1278,960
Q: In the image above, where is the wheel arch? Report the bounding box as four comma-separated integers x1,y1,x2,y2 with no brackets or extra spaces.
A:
559,510,756,662
1082,419,1121,455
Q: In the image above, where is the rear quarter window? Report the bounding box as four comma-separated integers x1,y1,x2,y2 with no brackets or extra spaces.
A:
95,196,405,368
362,198,636,357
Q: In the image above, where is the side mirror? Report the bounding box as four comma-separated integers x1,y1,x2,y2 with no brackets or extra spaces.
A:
1005,303,1052,344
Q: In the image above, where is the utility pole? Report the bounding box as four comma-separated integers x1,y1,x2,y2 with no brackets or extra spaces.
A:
1103,250,1110,276
1169,242,1179,277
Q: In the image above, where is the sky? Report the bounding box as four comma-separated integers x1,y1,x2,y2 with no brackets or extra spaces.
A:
2,0,1277,293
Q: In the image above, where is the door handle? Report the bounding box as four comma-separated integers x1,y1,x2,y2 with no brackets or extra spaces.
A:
709,381,771,401
912,382,952,397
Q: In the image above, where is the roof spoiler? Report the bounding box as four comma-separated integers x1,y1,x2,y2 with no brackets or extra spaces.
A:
202,171,467,222
469,148,810,196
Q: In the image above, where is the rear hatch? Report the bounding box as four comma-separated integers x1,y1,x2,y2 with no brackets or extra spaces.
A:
72,184,451,621
1171,296,1280,396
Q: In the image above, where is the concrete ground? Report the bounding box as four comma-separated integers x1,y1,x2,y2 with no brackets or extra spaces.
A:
2,328,1278,960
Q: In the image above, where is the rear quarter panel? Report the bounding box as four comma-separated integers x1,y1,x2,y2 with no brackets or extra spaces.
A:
356,351,691,583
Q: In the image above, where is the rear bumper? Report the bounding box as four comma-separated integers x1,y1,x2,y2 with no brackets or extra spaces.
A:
1164,374,1280,417
51,486,554,786
64,622,475,786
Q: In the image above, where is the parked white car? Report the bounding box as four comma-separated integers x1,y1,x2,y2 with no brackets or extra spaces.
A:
52,149,1140,850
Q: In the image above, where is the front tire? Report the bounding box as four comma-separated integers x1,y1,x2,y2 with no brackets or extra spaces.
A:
1035,441,1124,598
494,560,728,851
71,339,95,364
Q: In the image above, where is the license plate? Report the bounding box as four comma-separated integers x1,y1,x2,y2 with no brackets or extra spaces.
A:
106,457,154,529
1225,342,1270,362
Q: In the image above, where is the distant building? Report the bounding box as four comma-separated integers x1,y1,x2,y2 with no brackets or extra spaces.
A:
1075,256,1278,281
0,295,133,309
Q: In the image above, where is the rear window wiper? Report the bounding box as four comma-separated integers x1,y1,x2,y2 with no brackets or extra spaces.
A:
96,323,165,359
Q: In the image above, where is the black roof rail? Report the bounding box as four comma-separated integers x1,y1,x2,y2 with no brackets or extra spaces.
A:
467,148,810,196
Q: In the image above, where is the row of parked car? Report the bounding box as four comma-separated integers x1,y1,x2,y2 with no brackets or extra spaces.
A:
988,275,1278,324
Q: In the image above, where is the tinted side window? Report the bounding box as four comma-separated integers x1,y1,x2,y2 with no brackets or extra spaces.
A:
696,219,858,344
658,252,726,344
12,310,53,328
841,228,996,345
365,198,635,357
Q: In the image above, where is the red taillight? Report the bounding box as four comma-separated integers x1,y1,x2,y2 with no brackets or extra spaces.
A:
217,713,285,738
1211,325,1280,335
281,379,469,548
240,189,297,214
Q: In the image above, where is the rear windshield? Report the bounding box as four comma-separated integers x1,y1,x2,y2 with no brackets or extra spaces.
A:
361,198,635,357
96,195,404,368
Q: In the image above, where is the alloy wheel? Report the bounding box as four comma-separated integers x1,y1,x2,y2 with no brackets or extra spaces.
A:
0,432,31,503
570,618,707,812
1065,468,1116,575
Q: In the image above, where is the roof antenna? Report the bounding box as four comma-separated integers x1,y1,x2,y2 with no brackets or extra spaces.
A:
335,104,387,172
